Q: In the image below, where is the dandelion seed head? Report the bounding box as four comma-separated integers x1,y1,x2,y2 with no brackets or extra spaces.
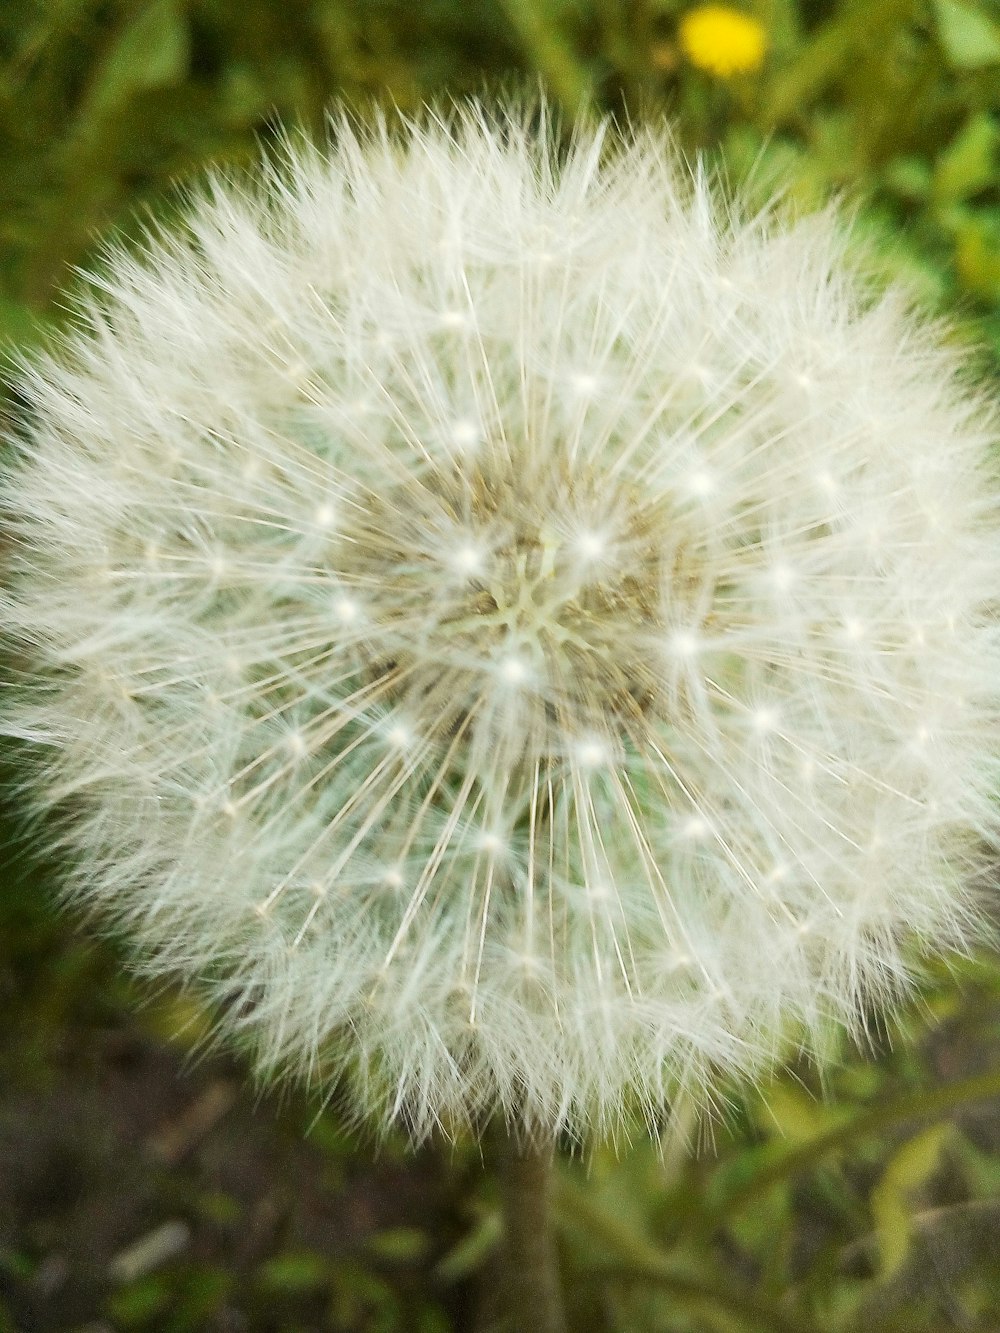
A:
3,102,1000,1142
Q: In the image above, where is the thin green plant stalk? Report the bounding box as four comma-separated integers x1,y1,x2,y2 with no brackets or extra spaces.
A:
711,1065,1000,1224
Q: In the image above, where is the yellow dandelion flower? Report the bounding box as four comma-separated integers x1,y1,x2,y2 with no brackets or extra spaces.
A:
678,4,767,78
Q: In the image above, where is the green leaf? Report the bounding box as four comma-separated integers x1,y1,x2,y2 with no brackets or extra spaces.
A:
882,155,934,202
330,1263,397,1325
86,0,189,122
169,1267,232,1330
259,1250,330,1293
870,1123,950,1280
954,213,1000,300
755,1082,846,1146
105,1275,172,1326
932,0,1000,68
366,1226,430,1264
933,113,1000,203
192,1189,242,1225
434,1208,503,1281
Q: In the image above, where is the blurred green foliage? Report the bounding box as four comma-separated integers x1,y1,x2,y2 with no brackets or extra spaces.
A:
1,0,1000,342
3,2,1000,1330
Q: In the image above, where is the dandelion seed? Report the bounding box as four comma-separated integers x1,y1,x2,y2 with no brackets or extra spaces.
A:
3,102,999,1143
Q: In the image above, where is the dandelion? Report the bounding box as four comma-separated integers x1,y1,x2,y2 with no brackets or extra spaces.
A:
3,103,999,1146
678,4,768,78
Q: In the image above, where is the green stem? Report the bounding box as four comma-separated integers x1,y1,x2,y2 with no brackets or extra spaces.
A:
498,1131,567,1333
715,1066,1000,1223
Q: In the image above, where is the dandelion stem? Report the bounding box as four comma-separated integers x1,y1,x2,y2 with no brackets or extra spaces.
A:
498,1130,567,1333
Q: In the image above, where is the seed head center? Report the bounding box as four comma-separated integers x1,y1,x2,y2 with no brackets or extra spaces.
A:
347,462,677,753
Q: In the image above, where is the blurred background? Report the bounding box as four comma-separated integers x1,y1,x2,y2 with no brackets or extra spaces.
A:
3,2,1000,1330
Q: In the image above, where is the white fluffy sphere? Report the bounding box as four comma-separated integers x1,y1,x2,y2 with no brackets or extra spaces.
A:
4,105,1000,1139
